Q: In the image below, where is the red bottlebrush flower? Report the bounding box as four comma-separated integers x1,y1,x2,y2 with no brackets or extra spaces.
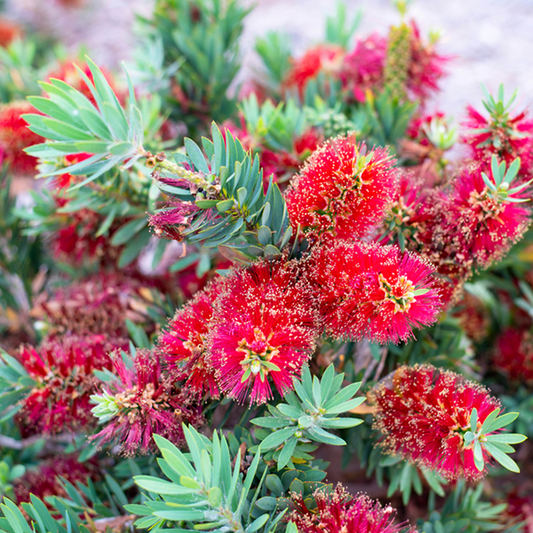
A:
452,291,491,343
0,18,23,48
462,102,533,168
158,279,223,398
208,259,319,405
285,134,399,240
288,484,417,533
370,364,502,481
406,21,448,101
148,201,202,242
308,240,441,343
91,349,204,456
493,329,533,385
13,455,96,505
445,165,531,269
0,101,44,175
46,60,123,106
283,44,344,94
340,33,387,103
31,272,157,338
18,334,127,434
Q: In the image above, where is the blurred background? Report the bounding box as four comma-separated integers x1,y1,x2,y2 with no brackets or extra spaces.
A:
3,0,533,117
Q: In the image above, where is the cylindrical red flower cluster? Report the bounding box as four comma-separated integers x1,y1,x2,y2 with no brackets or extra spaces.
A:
370,364,502,481
285,134,399,241
307,240,441,343
208,259,320,405
493,329,533,386
288,484,417,533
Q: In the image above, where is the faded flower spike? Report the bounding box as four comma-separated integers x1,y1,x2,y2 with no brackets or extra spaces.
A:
91,349,204,456
370,364,526,480
208,259,319,405
288,484,417,533
285,133,399,240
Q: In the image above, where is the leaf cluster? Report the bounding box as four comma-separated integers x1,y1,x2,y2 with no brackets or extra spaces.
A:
251,365,364,470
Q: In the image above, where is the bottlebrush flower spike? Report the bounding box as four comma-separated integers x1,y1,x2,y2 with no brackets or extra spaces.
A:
288,484,417,533
308,240,441,343
91,349,204,456
285,134,399,240
493,329,533,386
446,156,532,268
13,455,96,505
406,21,448,101
32,272,156,338
157,279,223,398
340,33,387,103
18,334,127,434
370,364,526,480
0,101,43,174
283,44,344,94
462,84,533,166
208,259,319,405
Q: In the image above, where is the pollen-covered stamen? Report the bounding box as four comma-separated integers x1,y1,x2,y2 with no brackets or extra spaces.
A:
378,273,415,313
468,187,505,221
237,328,281,382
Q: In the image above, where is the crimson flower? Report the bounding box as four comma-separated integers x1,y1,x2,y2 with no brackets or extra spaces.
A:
445,165,531,269
283,44,344,94
308,240,441,343
340,33,387,103
370,364,502,480
157,279,223,398
462,102,533,168
406,21,448,101
13,455,96,505
288,484,417,533
0,101,43,174
91,349,204,456
493,329,533,386
32,271,156,338
285,134,399,241
208,259,319,405
18,334,126,434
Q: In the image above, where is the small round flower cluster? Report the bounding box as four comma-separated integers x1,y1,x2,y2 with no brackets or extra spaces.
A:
370,364,501,480
288,484,417,533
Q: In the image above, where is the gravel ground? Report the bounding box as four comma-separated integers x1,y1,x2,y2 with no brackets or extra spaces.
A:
5,0,533,118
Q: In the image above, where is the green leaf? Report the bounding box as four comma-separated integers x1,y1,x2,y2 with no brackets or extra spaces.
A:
261,427,298,450
185,137,210,175
111,218,147,246
485,433,527,444
277,438,297,470
483,442,520,473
